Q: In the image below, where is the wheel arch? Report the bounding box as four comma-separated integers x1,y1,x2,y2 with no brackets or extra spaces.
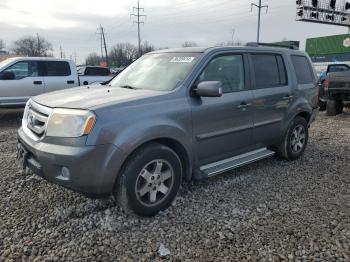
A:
112,136,193,193
295,111,311,123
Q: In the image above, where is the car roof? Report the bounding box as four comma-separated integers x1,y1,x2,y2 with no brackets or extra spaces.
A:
8,57,72,62
150,46,306,56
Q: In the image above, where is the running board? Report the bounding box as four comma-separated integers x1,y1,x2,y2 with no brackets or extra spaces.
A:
200,148,275,177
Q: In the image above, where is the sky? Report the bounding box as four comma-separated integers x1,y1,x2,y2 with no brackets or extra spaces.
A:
0,0,348,64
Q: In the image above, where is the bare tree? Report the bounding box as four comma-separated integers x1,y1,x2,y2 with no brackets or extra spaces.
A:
12,34,53,57
0,39,5,50
109,43,138,67
85,52,102,66
140,41,155,56
216,40,243,47
181,41,198,48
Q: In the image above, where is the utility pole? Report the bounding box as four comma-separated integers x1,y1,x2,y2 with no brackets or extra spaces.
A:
231,28,235,45
101,26,108,66
73,50,77,65
251,0,268,43
60,46,63,59
131,1,146,57
36,33,41,56
96,25,108,66
96,25,104,62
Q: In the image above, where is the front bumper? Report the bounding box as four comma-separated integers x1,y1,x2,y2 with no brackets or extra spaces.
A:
17,128,124,197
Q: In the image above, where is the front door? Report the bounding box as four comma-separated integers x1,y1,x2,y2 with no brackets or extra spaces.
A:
191,53,254,165
0,60,44,106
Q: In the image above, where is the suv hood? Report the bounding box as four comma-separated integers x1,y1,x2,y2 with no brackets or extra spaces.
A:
33,85,164,109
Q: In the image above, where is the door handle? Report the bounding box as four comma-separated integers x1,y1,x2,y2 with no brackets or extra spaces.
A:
67,80,75,84
237,102,252,109
33,81,42,85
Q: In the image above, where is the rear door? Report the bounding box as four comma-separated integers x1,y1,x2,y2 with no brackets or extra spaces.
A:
0,60,44,105
42,61,76,93
249,53,292,146
191,53,255,165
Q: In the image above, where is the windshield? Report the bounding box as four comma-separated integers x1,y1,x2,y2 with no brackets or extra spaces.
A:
0,58,16,71
109,52,201,91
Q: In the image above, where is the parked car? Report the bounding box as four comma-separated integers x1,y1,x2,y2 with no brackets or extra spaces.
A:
322,68,350,115
318,63,350,111
17,46,318,216
77,66,113,85
0,58,114,107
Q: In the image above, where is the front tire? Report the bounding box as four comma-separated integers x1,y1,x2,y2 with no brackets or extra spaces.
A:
277,116,309,161
116,143,182,217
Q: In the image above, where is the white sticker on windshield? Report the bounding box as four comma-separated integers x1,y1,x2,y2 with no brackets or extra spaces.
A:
170,57,195,63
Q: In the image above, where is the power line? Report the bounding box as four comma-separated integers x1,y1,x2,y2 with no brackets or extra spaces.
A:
251,0,268,42
131,1,146,56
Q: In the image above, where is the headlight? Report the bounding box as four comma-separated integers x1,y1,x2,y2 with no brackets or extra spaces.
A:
46,108,96,138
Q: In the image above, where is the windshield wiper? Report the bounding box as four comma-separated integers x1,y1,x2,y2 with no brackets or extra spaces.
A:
119,85,140,90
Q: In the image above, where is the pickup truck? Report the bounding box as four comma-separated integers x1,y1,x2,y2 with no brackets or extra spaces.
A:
77,66,114,86
323,68,350,115
0,57,114,107
318,63,350,113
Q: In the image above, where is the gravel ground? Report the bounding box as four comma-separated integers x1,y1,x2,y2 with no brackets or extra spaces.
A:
0,109,350,261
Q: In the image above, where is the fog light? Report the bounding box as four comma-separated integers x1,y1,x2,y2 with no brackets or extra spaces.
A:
56,167,71,181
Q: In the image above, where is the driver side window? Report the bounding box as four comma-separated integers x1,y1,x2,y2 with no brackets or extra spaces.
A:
5,61,38,80
197,54,245,93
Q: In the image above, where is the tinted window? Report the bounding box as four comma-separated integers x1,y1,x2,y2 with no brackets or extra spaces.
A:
252,54,287,89
328,65,349,73
45,61,71,76
85,67,110,76
197,55,245,93
276,55,288,85
291,56,314,85
5,61,38,79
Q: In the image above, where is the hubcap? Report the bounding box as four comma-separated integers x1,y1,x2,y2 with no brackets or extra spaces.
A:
135,159,174,207
290,124,306,153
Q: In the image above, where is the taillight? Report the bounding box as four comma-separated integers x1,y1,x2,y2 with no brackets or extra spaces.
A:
323,79,329,91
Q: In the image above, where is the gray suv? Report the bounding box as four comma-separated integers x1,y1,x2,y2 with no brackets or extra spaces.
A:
17,46,318,216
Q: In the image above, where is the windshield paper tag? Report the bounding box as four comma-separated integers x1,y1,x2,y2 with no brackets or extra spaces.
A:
170,57,195,63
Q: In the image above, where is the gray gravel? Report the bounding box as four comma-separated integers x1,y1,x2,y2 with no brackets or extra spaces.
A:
0,109,350,261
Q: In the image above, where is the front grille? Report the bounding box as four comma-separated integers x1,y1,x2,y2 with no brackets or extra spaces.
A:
23,100,52,140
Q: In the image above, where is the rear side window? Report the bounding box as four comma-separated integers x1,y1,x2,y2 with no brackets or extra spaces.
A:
252,54,288,89
44,61,71,76
291,56,314,85
85,67,110,76
328,65,349,73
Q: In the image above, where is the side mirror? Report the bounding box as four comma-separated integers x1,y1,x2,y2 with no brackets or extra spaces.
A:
0,71,15,80
194,81,223,97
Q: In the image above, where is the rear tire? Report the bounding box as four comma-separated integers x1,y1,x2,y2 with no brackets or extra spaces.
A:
327,99,343,116
337,100,344,114
277,116,309,161
115,143,182,217
319,100,327,111
326,100,337,116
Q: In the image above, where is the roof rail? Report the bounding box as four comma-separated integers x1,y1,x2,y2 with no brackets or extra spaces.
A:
246,42,299,50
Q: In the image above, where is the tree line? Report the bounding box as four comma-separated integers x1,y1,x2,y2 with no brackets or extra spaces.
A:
0,35,53,57
0,34,242,68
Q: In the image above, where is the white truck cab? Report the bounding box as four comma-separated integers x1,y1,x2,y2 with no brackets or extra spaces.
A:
0,57,114,107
